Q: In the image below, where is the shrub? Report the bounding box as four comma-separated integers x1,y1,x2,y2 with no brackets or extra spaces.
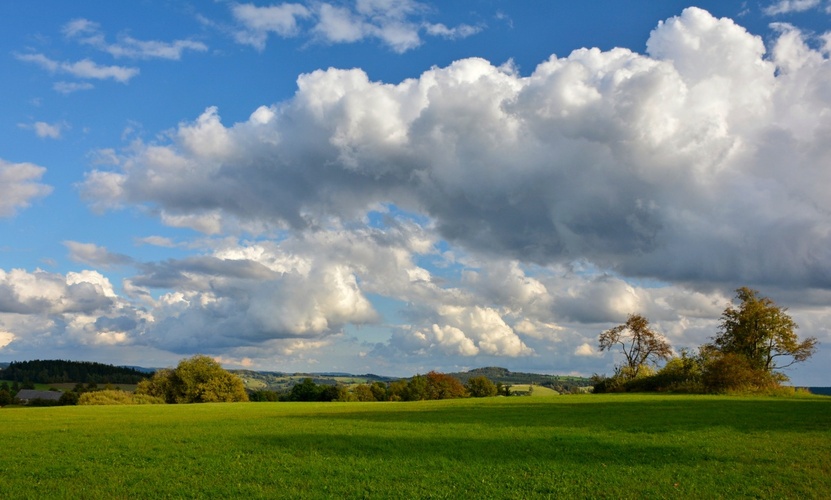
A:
702,352,779,393
79,389,164,405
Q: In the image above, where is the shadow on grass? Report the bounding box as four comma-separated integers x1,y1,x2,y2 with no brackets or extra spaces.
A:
269,396,831,434
247,428,727,469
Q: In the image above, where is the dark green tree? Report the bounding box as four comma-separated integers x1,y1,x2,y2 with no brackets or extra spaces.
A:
369,381,388,401
711,287,817,373
288,378,324,402
0,388,12,406
466,375,498,397
405,374,429,401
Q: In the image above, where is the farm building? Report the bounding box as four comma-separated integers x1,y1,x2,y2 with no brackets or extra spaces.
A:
15,389,63,404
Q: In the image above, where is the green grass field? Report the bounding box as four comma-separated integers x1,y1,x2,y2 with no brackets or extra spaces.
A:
1,394,829,498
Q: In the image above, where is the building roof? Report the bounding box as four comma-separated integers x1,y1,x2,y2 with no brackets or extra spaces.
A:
15,389,63,401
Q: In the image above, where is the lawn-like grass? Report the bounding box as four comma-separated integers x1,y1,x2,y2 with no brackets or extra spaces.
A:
1,394,829,499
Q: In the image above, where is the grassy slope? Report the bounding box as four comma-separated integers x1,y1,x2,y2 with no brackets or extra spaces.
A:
0,395,829,498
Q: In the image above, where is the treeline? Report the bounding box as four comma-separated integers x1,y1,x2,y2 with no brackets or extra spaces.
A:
250,371,511,402
449,367,591,394
0,359,150,385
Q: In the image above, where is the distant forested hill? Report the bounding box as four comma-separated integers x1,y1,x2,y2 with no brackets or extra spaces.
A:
0,359,150,384
448,367,593,393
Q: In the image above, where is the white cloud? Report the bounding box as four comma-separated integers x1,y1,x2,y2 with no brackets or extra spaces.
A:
62,18,208,60
0,331,14,350
136,236,178,248
574,343,597,357
0,159,52,217
228,0,481,52
232,3,311,50
16,53,139,83
763,0,821,15
54,81,95,94
18,121,68,139
424,23,481,39
83,7,831,291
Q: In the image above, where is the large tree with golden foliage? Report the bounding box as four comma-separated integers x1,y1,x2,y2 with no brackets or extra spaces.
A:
710,287,817,373
136,355,248,403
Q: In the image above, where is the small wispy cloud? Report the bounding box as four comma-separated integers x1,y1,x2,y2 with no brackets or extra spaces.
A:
62,18,208,60
53,81,95,94
763,0,822,15
18,121,69,139
230,0,482,53
16,53,139,83
63,241,134,268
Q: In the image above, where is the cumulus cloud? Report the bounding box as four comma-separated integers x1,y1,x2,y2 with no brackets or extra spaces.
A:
0,268,152,354
0,159,52,216
81,8,831,292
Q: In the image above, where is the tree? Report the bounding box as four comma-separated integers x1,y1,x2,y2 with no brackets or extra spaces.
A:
424,371,468,399
711,287,817,373
135,355,248,403
287,378,323,402
0,388,12,406
598,314,672,379
352,384,376,402
465,375,498,397
369,381,388,401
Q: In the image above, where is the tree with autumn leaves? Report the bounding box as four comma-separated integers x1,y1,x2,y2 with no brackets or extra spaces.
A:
595,288,818,393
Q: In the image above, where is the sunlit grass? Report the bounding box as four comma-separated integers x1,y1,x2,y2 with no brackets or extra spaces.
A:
1,394,829,498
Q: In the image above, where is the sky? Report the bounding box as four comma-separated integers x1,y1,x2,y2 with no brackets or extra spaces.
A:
1,1,831,385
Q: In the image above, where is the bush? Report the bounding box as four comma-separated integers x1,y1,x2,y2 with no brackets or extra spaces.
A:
78,390,165,405
702,352,779,393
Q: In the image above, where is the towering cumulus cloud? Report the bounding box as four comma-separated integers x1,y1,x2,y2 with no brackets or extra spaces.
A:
83,8,831,288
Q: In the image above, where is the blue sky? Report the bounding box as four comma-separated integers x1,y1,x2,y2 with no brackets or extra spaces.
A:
2,1,831,385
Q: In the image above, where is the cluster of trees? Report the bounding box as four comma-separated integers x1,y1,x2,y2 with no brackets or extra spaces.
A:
450,367,591,394
250,372,506,402
594,287,818,394
135,355,249,403
0,360,149,385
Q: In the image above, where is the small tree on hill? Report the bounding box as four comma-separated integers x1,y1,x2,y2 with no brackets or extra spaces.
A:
466,375,498,397
599,314,672,380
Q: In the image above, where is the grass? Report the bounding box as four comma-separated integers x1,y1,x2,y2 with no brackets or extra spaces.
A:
509,384,560,396
1,394,829,498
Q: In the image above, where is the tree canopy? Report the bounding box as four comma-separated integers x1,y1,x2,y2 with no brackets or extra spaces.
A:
710,287,817,373
136,355,248,403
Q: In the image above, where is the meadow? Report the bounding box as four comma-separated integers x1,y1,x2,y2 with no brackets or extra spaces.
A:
1,394,829,499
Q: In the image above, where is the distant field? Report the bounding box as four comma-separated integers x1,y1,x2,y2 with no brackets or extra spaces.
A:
509,384,560,396
1,394,829,498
